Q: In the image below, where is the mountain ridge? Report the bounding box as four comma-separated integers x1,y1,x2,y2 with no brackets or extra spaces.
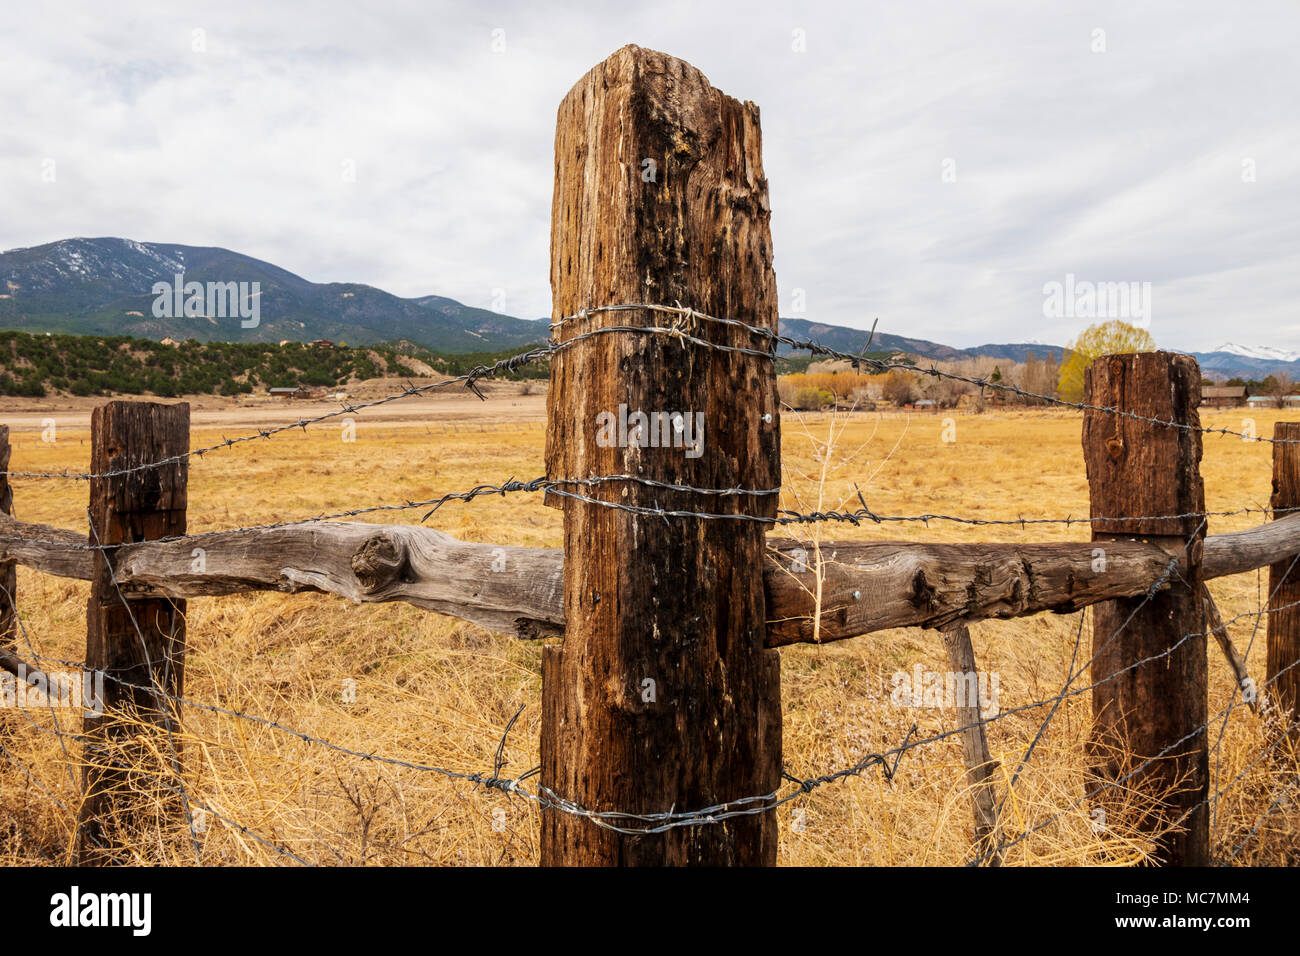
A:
2,237,1296,377
0,237,547,353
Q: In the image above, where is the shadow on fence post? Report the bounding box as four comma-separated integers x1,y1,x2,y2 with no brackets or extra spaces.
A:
539,45,783,866
1082,351,1209,866
1268,421,1300,738
76,401,190,864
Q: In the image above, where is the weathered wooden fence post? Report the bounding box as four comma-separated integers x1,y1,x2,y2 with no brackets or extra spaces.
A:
540,45,783,865
0,426,15,728
940,623,1002,865
0,426,14,657
1268,421,1300,735
77,401,189,863
1083,351,1208,865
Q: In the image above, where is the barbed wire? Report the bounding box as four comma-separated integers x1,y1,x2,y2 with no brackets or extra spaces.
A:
5,590,1296,857
1222,772,1300,865
5,301,1294,484
971,543,1294,864
0,343,556,481
2,300,1297,862
11,577,1299,847
971,651,1300,866
87,510,202,863
0,579,83,800
1209,552,1300,829
550,304,1300,445
5,471,1293,557
0,314,765,481
975,556,1300,864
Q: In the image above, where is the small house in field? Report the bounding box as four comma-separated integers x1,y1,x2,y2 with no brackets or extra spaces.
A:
1201,385,1247,408
269,386,320,400
1247,394,1300,409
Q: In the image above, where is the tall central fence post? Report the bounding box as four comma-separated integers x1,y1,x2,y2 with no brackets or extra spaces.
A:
540,45,783,865
1082,351,1209,865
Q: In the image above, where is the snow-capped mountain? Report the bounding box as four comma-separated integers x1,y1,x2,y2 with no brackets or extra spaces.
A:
0,237,548,352
1192,344,1300,380
1213,343,1300,363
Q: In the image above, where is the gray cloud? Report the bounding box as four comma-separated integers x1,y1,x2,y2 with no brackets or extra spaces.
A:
1,0,1295,350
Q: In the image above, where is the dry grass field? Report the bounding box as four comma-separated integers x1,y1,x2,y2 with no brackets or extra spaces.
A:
2,394,1297,865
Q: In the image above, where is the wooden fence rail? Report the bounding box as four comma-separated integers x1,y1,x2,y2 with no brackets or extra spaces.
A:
2,513,1298,646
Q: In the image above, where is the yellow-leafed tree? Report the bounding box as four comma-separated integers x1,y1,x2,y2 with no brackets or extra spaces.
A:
1057,320,1157,402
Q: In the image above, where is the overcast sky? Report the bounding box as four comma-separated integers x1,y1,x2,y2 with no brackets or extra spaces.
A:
2,1,1296,352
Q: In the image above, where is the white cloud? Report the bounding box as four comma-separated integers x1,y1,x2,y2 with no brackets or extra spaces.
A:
1,0,1296,348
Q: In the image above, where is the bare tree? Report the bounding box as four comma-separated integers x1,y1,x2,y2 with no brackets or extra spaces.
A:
883,370,918,406
1270,372,1294,410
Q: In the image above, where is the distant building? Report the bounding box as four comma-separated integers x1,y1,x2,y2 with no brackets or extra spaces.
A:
268,386,321,400
1202,385,1247,408
309,339,335,349
1246,394,1300,408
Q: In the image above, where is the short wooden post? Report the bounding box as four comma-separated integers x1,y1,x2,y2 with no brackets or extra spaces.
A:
1268,422,1300,735
77,401,189,864
0,426,15,731
541,45,783,865
0,426,14,656
940,624,1002,865
1082,351,1208,865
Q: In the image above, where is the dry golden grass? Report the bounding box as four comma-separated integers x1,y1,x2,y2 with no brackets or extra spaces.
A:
1,405,1297,865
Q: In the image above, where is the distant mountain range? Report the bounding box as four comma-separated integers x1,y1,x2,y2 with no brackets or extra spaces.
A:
1,237,1295,379
772,322,1300,381
772,318,1068,364
1196,342,1300,380
1215,343,1300,363
0,237,546,352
